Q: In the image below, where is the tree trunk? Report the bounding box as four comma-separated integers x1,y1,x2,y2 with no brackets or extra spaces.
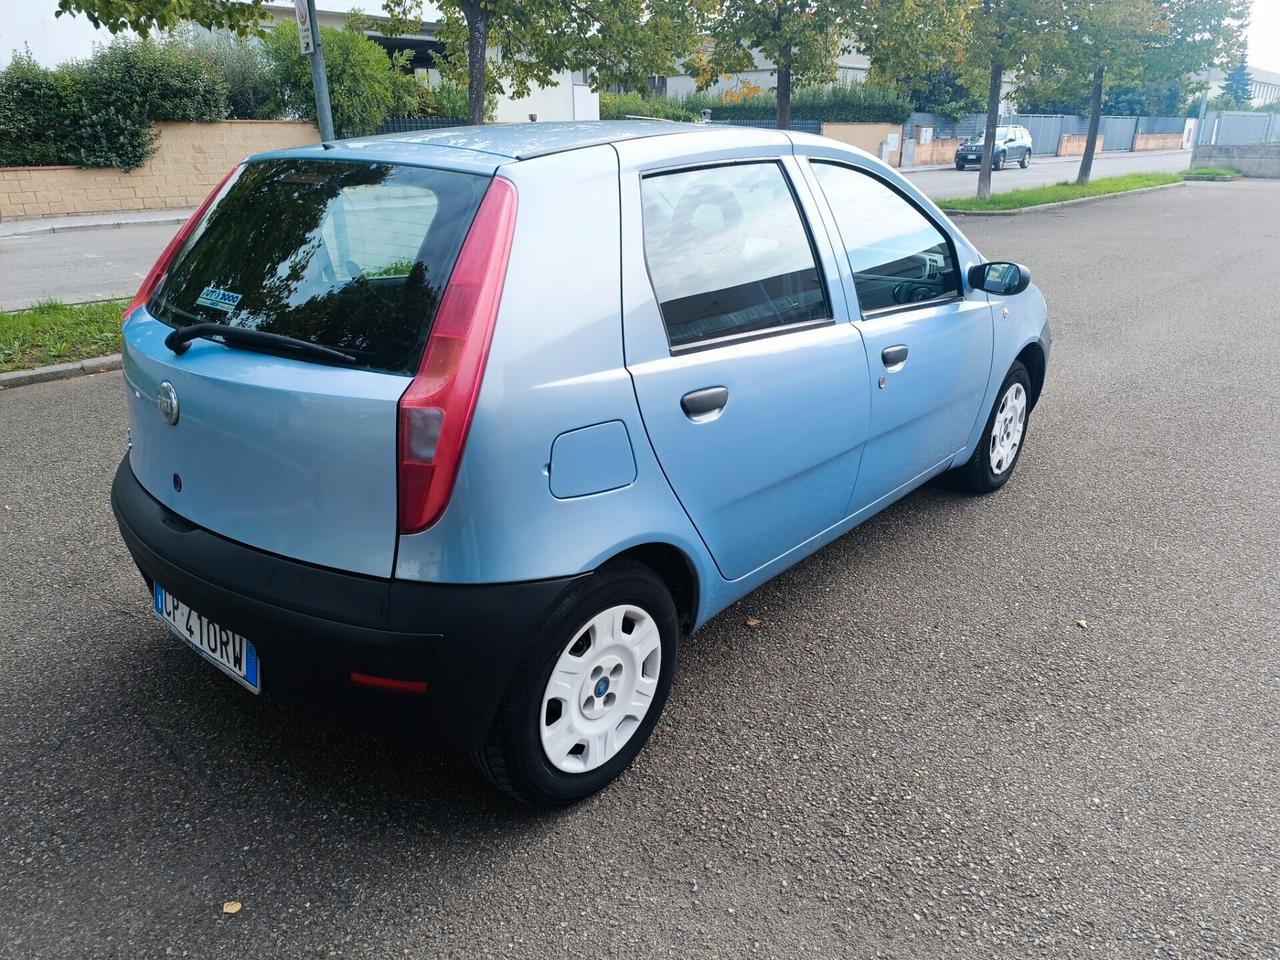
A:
463,0,488,125
1076,64,1105,185
776,49,792,131
976,56,1003,200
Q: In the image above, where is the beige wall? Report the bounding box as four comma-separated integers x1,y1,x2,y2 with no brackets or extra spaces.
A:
1057,133,1103,157
820,122,905,165
0,120,319,220
912,136,967,166
1133,132,1183,151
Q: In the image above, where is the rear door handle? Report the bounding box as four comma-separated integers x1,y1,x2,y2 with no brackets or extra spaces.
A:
881,345,908,370
681,386,729,421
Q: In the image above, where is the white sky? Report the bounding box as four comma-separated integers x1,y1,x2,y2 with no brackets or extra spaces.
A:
1249,0,1280,73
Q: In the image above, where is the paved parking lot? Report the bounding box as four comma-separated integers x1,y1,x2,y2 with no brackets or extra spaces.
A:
2,180,1278,959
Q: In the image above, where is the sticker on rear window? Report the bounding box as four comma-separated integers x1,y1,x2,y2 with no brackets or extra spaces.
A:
195,286,242,313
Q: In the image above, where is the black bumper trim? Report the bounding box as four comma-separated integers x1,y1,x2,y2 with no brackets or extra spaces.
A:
110,456,581,749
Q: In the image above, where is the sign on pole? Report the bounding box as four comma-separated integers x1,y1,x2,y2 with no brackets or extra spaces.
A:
294,0,314,54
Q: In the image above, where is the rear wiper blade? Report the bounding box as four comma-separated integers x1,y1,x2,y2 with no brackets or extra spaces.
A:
164,323,358,364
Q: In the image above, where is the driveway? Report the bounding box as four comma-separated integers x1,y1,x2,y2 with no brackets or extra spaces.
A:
0,150,1191,311
1,180,1277,959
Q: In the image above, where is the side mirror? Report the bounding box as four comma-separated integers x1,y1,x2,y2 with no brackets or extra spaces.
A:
968,261,1031,296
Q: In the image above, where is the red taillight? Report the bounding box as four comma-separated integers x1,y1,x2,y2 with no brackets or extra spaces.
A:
397,176,518,534
349,672,428,694
123,165,241,319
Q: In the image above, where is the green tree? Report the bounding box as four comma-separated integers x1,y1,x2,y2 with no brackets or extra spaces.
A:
1223,60,1252,104
182,29,275,119
383,0,705,125
962,0,1064,199
55,0,267,36
262,18,417,136
700,0,850,130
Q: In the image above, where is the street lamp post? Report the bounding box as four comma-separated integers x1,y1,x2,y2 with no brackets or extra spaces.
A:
295,0,336,141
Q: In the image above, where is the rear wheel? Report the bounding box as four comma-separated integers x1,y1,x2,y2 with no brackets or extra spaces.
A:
955,162,965,170
473,560,679,806
953,361,1031,494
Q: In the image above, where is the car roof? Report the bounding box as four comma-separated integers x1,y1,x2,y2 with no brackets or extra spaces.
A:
250,120,791,172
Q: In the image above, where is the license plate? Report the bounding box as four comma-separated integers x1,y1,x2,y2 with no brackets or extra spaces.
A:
153,584,260,693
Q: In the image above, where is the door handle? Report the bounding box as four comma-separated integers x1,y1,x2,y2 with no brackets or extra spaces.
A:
681,386,729,421
881,345,908,370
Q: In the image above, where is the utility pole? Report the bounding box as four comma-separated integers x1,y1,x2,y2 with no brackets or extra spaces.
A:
295,0,335,141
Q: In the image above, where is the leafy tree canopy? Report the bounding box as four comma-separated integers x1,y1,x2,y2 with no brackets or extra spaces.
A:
55,0,268,36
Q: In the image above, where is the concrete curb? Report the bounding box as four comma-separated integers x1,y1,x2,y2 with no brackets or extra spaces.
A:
0,215,188,238
1182,173,1242,181
940,180,1186,216
0,354,122,390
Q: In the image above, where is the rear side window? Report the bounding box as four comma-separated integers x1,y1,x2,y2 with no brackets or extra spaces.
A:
149,159,489,375
810,162,960,315
641,162,829,350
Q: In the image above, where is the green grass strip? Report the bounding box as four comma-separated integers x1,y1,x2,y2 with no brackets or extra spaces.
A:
1180,166,1241,179
939,172,1182,212
0,298,128,373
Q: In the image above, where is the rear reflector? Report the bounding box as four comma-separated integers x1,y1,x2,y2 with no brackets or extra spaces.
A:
397,176,518,534
349,672,429,694
124,164,242,319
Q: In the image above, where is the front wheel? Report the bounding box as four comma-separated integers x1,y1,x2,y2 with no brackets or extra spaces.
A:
993,151,1005,171
473,560,679,806
1019,150,1031,169
952,361,1031,494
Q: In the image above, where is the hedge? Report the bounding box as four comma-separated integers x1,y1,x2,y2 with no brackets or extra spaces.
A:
679,82,911,124
0,41,227,171
599,92,697,122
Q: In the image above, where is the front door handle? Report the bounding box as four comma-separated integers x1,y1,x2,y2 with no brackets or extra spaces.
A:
881,344,908,370
681,386,729,421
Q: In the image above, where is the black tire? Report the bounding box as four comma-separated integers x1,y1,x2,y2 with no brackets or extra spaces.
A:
993,151,1004,171
1019,150,1030,169
955,162,966,170
952,361,1032,495
473,559,679,806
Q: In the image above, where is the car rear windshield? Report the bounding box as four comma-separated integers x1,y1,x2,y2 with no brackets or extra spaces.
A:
148,159,489,375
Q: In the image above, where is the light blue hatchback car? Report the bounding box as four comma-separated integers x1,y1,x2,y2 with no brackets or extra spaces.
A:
111,121,1050,805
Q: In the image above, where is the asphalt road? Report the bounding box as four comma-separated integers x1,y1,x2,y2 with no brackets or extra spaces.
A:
0,149,1191,311
2,180,1278,959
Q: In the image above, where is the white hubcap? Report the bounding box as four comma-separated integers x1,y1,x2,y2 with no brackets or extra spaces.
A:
540,604,661,774
989,382,1027,475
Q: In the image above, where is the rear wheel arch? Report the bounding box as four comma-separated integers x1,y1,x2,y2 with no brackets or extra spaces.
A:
1016,342,1046,409
609,542,698,635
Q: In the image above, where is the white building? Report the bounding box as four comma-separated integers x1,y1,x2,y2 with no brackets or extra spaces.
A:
1,0,597,123
660,49,871,100
1204,64,1280,108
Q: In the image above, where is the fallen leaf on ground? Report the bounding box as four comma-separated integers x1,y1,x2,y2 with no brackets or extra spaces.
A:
745,617,762,628
1076,619,1089,630
222,901,242,915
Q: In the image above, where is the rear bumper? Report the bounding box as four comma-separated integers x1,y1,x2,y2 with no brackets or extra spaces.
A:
110,456,579,750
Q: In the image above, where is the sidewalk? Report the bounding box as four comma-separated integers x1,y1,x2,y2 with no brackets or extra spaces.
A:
903,147,1190,173
0,207,193,238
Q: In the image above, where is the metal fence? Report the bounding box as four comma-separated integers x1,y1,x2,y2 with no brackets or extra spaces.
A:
341,116,467,139
906,111,1186,156
707,118,824,135
1198,111,1280,146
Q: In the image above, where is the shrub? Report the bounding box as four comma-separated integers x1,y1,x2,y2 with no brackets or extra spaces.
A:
678,81,911,125
0,39,227,171
183,29,275,120
599,91,696,122
426,78,494,121
263,19,434,136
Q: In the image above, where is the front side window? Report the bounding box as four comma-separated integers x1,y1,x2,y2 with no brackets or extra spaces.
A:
149,159,489,375
810,162,960,315
641,162,829,350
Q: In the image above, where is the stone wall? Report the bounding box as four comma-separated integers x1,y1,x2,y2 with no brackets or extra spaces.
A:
0,121,319,220
911,136,967,166
1192,144,1280,178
